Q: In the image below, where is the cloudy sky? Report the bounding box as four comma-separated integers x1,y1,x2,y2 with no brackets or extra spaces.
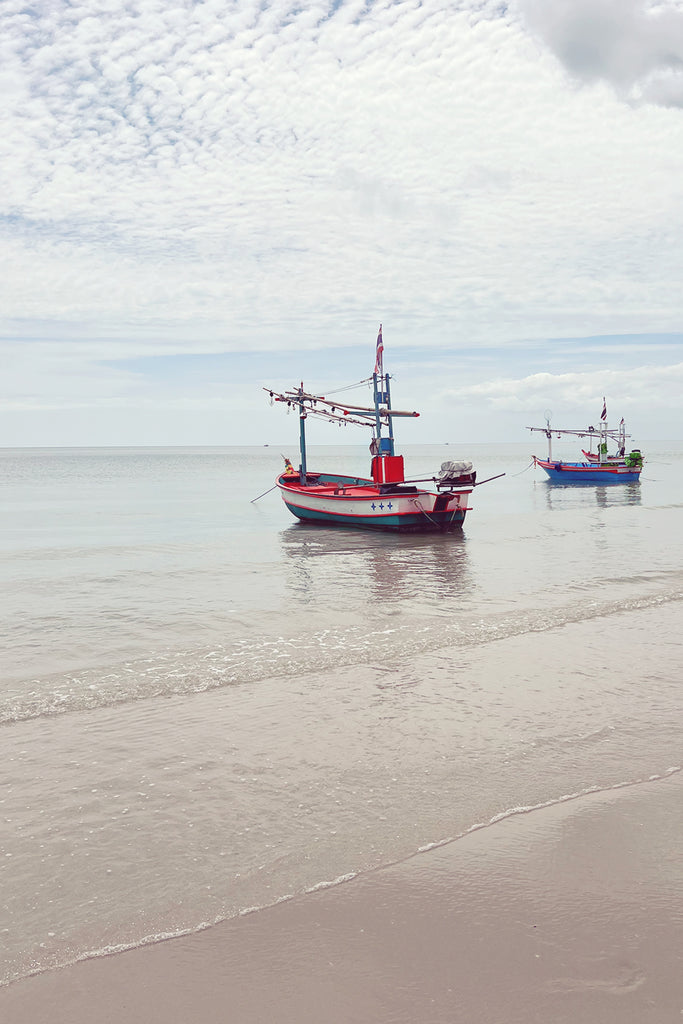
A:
2,0,683,446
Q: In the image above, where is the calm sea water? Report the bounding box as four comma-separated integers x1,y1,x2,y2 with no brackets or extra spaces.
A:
1,442,682,985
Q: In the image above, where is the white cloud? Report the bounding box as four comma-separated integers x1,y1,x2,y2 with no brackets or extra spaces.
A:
442,363,683,424
1,0,683,442
519,0,683,106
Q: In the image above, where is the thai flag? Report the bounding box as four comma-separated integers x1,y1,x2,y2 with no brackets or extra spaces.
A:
600,397,607,421
374,324,383,375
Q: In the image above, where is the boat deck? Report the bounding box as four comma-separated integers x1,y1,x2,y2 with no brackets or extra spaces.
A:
282,481,420,498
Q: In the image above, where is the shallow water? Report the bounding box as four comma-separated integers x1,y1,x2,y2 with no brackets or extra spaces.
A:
1,442,682,984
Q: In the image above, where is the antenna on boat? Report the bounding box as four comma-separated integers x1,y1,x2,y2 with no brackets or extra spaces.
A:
543,410,553,460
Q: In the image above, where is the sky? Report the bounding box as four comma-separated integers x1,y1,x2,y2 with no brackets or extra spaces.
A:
2,0,683,446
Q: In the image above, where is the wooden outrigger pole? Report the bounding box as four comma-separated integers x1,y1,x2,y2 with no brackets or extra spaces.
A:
264,364,420,487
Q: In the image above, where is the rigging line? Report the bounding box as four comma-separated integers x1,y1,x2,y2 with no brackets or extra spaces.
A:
294,374,385,398
302,407,374,428
324,378,374,396
510,460,536,476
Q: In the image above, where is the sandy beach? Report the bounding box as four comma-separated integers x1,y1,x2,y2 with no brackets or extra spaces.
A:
3,772,681,1024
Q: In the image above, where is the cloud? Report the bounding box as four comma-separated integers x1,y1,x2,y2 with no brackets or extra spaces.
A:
442,362,683,416
519,0,683,106
2,0,683,351
1,1,683,441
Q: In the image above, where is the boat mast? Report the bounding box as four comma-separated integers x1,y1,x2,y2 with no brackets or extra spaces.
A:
265,327,418,479
599,397,607,464
297,382,308,483
372,324,396,460
373,370,395,457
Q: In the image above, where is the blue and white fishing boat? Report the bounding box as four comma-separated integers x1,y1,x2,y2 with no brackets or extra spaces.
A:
529,405,643,484
265,326,493,532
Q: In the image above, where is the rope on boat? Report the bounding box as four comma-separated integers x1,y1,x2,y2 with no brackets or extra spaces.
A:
324,377,374,396
510,460,536,477
250,484,278,503
411,496,445,529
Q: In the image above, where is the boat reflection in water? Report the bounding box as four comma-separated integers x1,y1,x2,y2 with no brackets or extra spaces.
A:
280,526,472,608
594,482,643,508
539,480,643,511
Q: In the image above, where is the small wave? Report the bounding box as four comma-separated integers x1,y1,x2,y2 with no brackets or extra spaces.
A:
417,838,453,853
3,769,679,991
416,768,682,861
239,891,298,916
3,587,682,726
305,872,358,893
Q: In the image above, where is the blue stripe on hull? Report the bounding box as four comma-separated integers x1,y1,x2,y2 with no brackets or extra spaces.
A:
283,502,466,532
539,467,641,484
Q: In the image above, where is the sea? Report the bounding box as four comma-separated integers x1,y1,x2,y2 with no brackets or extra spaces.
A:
1,441,682,987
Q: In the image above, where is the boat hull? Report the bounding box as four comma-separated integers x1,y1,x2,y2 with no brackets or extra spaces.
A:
534,458,641,484
277,472,473,532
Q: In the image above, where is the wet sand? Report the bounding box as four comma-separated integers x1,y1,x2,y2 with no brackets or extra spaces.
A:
3,774,681,1024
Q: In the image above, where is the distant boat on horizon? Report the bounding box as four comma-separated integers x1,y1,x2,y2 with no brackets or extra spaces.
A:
528,406,643,484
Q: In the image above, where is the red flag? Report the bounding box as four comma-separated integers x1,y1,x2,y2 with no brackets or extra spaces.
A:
600,397,607,421
374,324,383,375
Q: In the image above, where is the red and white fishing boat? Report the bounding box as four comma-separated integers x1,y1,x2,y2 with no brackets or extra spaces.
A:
264,327,500,532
